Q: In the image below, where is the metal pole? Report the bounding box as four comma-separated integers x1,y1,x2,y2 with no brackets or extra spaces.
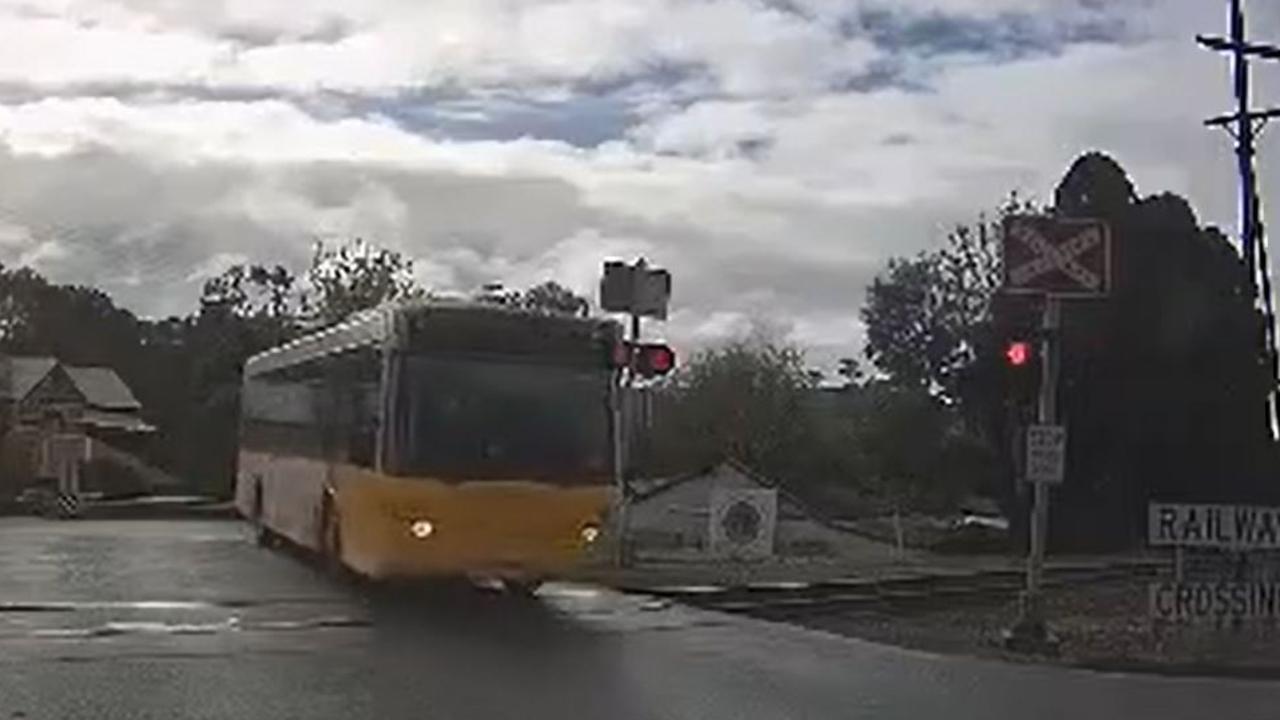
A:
614,312,641,567
610,364,626,567
1231,0,1258,291
1024,296,1061,626
626,312,641,480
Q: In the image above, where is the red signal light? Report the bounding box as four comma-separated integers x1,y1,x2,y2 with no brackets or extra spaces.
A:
613,342,675,377
645,345,675,374
1005,341,1031,367
610,342,676,376
611,342,631,368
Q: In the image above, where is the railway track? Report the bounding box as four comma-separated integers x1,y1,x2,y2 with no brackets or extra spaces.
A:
634,561,1165,618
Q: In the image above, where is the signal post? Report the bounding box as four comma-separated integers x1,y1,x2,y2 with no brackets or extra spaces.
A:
999,216,1110,650
600,259,674,566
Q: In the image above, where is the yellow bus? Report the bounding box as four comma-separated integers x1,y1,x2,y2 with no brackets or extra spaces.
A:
234,300,620,590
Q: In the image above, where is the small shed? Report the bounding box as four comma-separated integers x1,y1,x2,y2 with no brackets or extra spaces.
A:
0,358,152,435
0,357,162,500
626,459,855,561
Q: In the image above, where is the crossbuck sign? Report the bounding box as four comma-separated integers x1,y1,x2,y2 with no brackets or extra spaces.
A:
1002,215,1110,298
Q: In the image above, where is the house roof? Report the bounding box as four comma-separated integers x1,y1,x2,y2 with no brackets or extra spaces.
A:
632,457,781,502
1,356,57,401
631,457,848,530
79,409,154,433
63,366,142,411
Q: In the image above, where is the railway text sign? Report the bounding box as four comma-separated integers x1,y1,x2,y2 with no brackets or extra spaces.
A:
1148,502,1280,549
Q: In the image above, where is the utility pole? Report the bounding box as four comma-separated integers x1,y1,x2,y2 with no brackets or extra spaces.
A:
1198,0,1280,436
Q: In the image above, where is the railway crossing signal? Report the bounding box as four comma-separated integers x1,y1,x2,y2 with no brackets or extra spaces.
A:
1000,214,1110,653
600,258,674,569
1005,340,1032,367
613,341,677,378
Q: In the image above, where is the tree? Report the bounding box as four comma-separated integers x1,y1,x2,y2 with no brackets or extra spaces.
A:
836,357,864,387
199,263,301,353
851,383,954,511
645,339,818,486
862,193,1034,401
862,151,1276,550
861,255,960,395
201,264,297,320
182,237,425,493
1040,153,1273,547
0,266,143,367
521,281,589,317
301,238,423,327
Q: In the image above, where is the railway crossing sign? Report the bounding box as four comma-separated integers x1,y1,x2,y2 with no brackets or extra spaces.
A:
1002,215,1110,298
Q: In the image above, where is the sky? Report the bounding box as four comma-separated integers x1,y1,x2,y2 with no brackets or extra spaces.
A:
0,0,1278,373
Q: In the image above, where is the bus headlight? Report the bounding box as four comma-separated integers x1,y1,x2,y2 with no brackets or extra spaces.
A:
409,519,435,539
580,524,600,544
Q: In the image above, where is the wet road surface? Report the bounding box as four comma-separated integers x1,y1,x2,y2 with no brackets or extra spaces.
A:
0,518,1276,719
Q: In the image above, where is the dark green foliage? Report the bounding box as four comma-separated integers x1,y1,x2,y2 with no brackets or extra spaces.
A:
520,281,589,317
641,341,992,516
0,237,600,497
0,238,430,496
1040,153,1274,549
863,151,1276,550
301,239,423,327
645,339,817,486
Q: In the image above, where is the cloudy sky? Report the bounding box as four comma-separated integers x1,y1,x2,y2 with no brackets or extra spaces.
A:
0,0,1277,371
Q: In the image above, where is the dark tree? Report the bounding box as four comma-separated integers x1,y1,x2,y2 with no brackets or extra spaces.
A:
862,152,1276,550
861,255,959,395
521,281,589,317
1038,153,1273,548
302,238,423,327
862,193,1036,404
645,339,818,486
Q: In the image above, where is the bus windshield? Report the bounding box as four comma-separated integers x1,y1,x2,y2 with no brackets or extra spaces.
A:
395,355,611,481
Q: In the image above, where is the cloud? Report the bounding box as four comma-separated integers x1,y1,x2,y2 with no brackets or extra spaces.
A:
184,251,249,283
0,0,1269,373
0,0,882,99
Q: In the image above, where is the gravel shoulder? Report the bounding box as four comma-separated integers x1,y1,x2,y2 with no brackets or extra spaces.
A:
784,577,1280,679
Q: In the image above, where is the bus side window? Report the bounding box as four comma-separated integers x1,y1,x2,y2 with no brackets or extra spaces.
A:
348,381,379,469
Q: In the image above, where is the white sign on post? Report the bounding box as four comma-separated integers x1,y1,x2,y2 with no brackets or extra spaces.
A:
1025,424,1066,484
599,260,671,319
708,489,777,560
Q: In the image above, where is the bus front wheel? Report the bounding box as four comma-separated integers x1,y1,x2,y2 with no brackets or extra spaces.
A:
251,481,276,548
504,579,543,598
319,496,347,579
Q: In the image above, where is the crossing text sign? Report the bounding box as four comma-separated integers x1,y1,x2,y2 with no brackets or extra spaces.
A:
1149,582,1280,622
1002,215,1110,298
1148,502,1280,549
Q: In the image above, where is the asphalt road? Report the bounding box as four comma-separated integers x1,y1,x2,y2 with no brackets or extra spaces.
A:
0,519,1275,719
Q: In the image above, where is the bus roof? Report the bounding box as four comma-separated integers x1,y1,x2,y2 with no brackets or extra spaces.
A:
243,298,617,378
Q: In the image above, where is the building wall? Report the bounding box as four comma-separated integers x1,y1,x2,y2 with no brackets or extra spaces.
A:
0,427,40,500
627,464,851,560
